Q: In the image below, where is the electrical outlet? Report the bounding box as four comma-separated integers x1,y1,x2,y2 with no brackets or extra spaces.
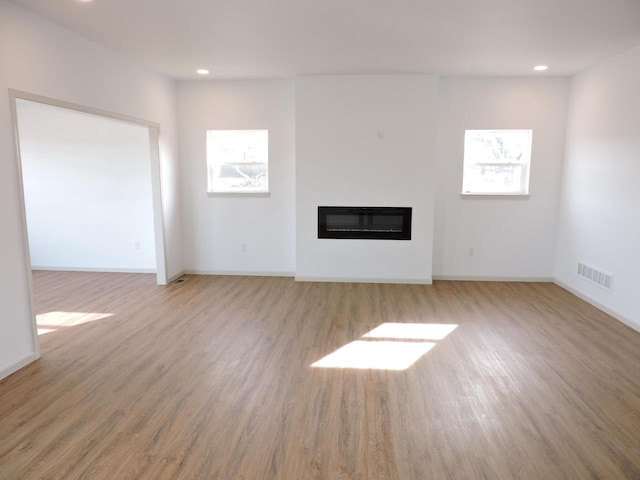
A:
467,247,475,257
134,241,141,250
241,243,247,253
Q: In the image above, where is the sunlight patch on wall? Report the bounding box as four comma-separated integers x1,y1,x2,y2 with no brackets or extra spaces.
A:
311,322,458,371
36,311,114,335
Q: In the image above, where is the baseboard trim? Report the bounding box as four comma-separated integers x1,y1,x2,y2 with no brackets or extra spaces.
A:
554,280,640,333
184,270,295,278
294,276,433,285
432,275,554,282
32,266,156,274
0,352,38,381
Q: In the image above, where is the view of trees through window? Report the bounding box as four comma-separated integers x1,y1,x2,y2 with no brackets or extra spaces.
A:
462,129,532,194
206,130,268,193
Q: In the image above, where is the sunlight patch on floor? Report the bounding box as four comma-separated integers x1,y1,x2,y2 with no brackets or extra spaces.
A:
363,322,458,341
311,340,435,370
311,322,458,371
36,311,114,335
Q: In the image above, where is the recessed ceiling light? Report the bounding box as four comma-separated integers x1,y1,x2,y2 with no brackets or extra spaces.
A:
534,65,548,71
196,69,210,75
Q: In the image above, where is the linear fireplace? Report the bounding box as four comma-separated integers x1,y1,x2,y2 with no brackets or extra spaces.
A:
318,206,412,240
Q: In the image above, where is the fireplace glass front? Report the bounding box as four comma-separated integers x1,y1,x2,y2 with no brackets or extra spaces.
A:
318,206,412,240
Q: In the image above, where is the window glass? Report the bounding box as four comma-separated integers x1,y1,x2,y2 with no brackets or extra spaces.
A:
462,129,532,195
206,130,268,193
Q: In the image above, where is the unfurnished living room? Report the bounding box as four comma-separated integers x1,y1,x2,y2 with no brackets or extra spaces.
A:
1,0,639,478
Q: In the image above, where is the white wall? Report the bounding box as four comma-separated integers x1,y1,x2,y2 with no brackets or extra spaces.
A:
178,80,295,275
434,77,570,280
17,100,156,272
555,46,640,330
0,1,181,380
296,75,439,283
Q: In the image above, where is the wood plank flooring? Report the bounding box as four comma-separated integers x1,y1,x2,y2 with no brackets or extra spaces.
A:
1,272,639,479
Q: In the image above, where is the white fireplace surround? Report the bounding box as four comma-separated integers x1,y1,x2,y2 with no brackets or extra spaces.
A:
295,75,439,284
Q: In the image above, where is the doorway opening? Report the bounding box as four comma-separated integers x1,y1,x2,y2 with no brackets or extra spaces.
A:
10,89,168,357
11,91,167,284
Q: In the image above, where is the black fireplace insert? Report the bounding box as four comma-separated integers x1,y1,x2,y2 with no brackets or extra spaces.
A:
318,206,412,240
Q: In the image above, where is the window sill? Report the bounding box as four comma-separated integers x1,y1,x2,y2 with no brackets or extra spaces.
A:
460,192,530,199
207,191,271,198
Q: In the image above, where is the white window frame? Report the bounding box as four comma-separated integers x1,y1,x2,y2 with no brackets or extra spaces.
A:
206,129,269,194
461,129,532,196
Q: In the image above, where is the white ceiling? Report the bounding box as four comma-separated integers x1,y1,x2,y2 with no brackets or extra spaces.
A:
9,0,640,80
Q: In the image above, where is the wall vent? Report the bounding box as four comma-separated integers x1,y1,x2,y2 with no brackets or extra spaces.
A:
577,262,613,292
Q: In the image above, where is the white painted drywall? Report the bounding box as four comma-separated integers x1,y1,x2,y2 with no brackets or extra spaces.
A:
434,77,570,279
295,75,439,283
555,46,640,329
178,80,295,275
17,100,156,272
0,2,181,379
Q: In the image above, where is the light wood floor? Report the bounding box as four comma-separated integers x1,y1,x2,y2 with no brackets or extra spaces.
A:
1,272,639,479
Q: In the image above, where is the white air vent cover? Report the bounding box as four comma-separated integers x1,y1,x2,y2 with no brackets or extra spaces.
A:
577,262,613,291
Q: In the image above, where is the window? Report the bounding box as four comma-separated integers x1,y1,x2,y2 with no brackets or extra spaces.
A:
462,129,532,195
206,129,268,193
